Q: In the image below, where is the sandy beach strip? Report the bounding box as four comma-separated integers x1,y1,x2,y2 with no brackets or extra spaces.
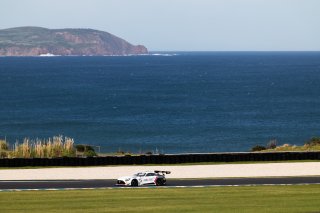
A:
0,162,319,180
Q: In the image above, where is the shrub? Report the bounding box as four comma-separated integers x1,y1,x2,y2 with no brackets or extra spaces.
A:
251,145,266,152
305,137,320,146
76,144,95,152
84,150,97,157
0,140,8,150
0,151,8,158
75,145,85,152
76,144,97,157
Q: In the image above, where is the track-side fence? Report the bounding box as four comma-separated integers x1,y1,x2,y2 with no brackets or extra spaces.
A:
0,152,319,167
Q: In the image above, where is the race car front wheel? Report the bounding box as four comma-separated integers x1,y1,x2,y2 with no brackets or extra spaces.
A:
131,179,138,187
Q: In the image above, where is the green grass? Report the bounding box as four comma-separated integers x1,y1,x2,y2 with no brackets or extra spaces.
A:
0,185,319,212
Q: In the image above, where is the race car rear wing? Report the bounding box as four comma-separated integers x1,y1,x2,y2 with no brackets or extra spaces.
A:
154,170,171,175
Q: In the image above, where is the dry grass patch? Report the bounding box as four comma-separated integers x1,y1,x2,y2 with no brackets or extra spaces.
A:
1,135,76,158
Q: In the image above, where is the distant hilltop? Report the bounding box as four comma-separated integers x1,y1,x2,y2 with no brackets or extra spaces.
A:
0,26,148,56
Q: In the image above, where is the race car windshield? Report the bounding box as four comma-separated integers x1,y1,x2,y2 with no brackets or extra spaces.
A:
134,173,145,177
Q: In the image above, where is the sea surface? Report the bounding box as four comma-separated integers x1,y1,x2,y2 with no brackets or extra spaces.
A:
0,52,320,153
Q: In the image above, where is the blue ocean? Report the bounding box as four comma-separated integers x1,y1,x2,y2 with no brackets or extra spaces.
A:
0,52,320,153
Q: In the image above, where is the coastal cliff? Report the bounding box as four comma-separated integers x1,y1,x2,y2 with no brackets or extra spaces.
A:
0,27,148,56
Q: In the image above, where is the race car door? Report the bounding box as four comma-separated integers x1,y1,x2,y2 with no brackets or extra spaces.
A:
143,173,156,184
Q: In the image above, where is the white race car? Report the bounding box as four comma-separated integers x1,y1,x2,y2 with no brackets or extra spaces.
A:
116,170,171,187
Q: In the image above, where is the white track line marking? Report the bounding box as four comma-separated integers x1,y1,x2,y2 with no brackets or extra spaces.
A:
0,183,320,192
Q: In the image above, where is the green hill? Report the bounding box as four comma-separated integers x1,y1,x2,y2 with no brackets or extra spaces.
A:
0,26,148,56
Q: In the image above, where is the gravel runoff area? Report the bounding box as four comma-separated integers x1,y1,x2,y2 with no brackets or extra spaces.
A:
0,162,320,180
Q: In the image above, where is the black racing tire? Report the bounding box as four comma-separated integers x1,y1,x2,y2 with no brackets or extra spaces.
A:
131,179,138,187
156,178,163,186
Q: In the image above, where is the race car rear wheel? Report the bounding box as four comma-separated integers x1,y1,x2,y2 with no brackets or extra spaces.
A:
156,178,163,186
131,179,138,187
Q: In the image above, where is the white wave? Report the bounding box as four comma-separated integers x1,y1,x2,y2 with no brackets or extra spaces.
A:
39,53,60,57
150,53,178,56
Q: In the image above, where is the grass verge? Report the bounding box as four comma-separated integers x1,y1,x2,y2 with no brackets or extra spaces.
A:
0,185,319,212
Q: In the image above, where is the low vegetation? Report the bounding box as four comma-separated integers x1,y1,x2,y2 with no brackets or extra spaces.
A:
75,144,97,157
0,139,8,158
0,136,97,158
251,137,320,152
0,185,319,212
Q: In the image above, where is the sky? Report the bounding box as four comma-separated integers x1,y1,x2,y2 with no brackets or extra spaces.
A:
0,0,319,51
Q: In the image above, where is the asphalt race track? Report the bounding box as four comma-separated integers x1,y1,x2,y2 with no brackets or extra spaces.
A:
0,177,319,190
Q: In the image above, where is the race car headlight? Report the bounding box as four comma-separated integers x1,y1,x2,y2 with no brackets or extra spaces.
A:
125,178,131,181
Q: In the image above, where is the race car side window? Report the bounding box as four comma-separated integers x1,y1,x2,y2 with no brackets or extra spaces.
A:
146,173,155,176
